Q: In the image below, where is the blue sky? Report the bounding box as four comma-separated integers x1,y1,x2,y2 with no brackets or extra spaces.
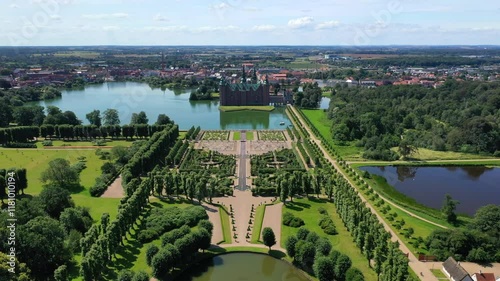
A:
2,0,499,46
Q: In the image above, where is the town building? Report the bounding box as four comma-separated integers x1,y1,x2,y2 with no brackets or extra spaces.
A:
443,257,473,281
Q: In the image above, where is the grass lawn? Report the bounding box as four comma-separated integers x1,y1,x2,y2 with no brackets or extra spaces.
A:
211,92,220,98
392,147,495,161
431,269,447,279
219,205,232,244
251,204,266,243
246,131,255,141
233,131,241,141
70,200,194,281
219,106,275,112
281,198,377,281
0,148,106,195
72,195,122,221
300,109,364,160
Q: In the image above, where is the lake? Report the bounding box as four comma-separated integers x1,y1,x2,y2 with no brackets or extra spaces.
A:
34,82,292,130
359,166,500,215
175,253,310,281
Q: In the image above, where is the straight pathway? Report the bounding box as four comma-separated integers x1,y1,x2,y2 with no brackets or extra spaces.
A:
288,105,438,281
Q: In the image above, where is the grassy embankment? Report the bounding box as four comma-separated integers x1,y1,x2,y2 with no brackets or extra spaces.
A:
250,204,266,243
281,198,378,281
219,106,275,112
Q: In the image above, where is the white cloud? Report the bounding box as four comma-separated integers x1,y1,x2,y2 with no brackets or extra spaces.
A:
316,20,340,30
244,7,262,12
144,26,188,32
102,26,120,31
193,25,239,32
288,17,314,29
153,14,168,22
9,4,19,8
82,13,129,20
211,2,231,11
50,15,62,21
252,25,277,32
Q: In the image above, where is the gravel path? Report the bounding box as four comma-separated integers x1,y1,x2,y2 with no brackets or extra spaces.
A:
201,202,224,244
289,105,439,281
261,203,283,248
101,175,124,198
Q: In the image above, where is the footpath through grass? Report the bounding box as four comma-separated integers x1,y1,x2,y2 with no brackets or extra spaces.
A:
281,198,377,281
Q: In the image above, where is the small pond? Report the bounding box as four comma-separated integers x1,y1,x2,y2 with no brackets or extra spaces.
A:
175,253,310,281
359,166,500,215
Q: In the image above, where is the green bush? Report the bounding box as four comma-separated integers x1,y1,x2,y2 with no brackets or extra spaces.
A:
283,212,305,228
137,229,158,243
318,215,337,235
42,140,53,146
318,207,328,215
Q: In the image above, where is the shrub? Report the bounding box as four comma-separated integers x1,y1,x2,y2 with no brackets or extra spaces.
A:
137,229,158,243
318,207,328,215
92,139,107,146
42,140,53,146
4,142,37,148
318,215,337,235
283,212,305,228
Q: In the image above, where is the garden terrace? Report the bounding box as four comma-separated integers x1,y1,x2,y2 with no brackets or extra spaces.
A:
257,130,286,141
251,149,305,176
201,130,230,141
179,148,236,177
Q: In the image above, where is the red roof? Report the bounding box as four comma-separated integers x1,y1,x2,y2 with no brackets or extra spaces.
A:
472,273,496,281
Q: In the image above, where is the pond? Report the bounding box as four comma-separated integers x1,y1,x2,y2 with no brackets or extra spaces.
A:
359,166,500,215
34,82,292,130
319,97,330,110
175,253,310,281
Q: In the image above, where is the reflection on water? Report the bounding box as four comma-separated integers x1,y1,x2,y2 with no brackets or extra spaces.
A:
30,82,291,130
360,166,500,215
175,253,309,281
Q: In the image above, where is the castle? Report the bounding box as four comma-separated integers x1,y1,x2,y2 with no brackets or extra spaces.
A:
219,67,270,106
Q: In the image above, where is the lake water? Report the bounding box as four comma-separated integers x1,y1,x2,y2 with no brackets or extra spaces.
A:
175,253,310,281
359,166,500,215
34,82,292,130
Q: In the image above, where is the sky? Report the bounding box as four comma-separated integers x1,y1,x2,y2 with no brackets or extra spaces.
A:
1,0,500,46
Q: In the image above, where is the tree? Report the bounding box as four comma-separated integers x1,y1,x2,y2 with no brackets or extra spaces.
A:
314,256,335,281
197,220,214,236
145,244,159,267
54,265,68,281
59,207,93,234
0,175,6,203
195,228,211,252
262,227,276,250
16,168,27,195
14,106,46,126
132,271,150,281
86,110,102,127
17,216,70,279
346,267,365,281
130,111,148,125
155,114,171,125
39,185,75,218
285,235,298,258
152,245,179,278
335,253,352,281
103,108,120,126
398,140,417,160
441,193,459,224
117,269,135,281
472,204,500,236
40,158,80,188
296,241,316,268
315,237,332,256
296,227,310,240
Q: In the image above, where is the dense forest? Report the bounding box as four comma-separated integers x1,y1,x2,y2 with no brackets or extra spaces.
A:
328,80,500,160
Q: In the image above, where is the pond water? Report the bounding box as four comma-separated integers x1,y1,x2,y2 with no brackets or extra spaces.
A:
319,97,330,110
175,253,309,281
359,166,500,215
34,82,292,130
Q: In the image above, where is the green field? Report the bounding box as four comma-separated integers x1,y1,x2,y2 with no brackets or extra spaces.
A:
251,204,266,243
300,109,364,160
233,131,241,141
219,106,275,112
54,51,100,58
219,205,232,244
281,198,377,281
0,148,106,195
246,131,255,141
431,269,447,279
